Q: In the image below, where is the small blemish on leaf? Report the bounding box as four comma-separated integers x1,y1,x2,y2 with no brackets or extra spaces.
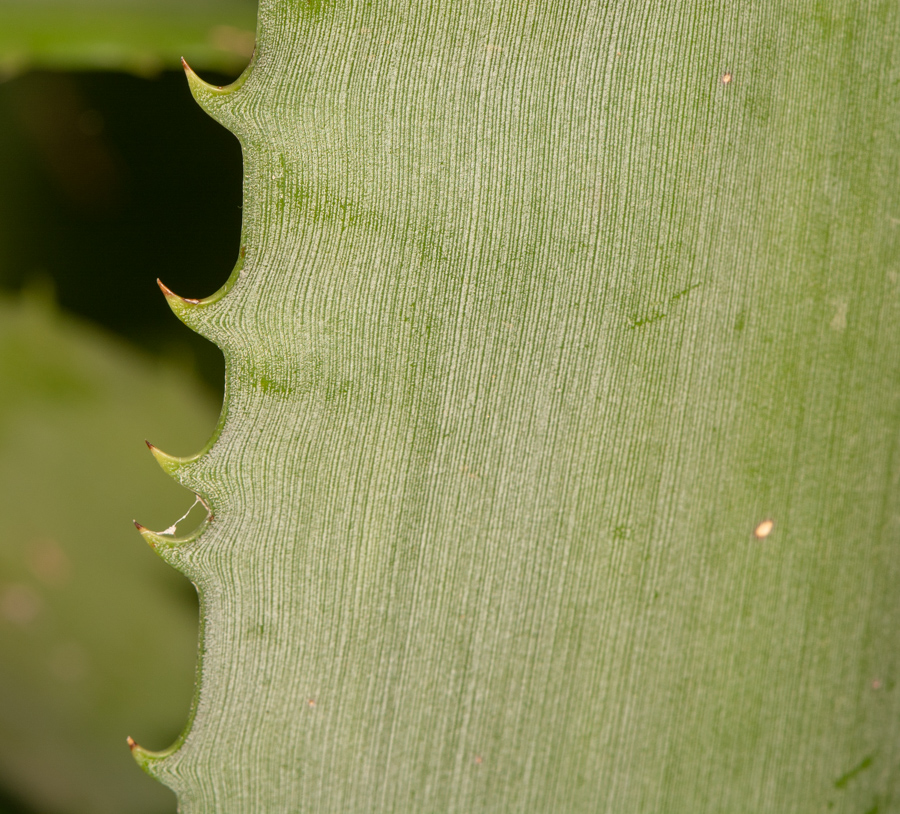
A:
722,72,733,84
834,755,874,789
307,699,316,708
628,311,666,330
829,300,848,332
670,282,701,302
754,519,774,539
474,755,483,765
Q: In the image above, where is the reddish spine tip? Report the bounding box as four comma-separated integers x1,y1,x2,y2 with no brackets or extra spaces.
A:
133,520,146,532
126,736,137,750
145,439,155,451
181,56,190,72
157,278,200,305
157,278,175,298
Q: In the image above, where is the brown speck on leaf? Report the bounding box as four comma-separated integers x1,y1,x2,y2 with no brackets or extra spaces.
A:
721,72,733,85
474,755,483,765
754,519,774,539
308,699,316,708
872,680,882,690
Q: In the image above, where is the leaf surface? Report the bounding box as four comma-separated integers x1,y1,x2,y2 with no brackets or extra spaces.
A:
142,2,900,812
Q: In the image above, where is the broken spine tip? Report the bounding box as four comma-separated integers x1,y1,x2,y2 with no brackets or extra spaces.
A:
133,521,159,550
126,735,159,771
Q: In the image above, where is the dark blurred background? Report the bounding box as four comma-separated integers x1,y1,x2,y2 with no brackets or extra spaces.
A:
0,68,242,393
0,2,256,811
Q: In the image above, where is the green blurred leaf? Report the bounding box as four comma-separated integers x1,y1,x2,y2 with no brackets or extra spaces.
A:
0,291,217,814
0,0,256,77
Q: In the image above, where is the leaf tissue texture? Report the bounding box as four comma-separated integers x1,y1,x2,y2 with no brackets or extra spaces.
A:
138,1,900,812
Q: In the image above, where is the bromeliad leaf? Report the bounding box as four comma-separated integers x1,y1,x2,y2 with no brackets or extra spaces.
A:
137,2,900,812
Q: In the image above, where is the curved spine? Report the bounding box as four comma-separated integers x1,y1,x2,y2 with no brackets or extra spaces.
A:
145,439,198,476
126,735,165,775
143,440,216,497
157,240,245,340
156,278,213,337
133,516,209,577
181,53,256,129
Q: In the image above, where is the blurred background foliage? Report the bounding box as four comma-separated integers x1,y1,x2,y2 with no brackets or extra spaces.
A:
0,1,257,811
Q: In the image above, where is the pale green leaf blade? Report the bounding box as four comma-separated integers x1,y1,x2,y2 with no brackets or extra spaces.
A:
143,3,900,812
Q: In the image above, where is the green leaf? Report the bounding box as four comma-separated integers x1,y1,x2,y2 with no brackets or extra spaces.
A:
0,291,216,814
141,2,900,811
0,0,256,76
